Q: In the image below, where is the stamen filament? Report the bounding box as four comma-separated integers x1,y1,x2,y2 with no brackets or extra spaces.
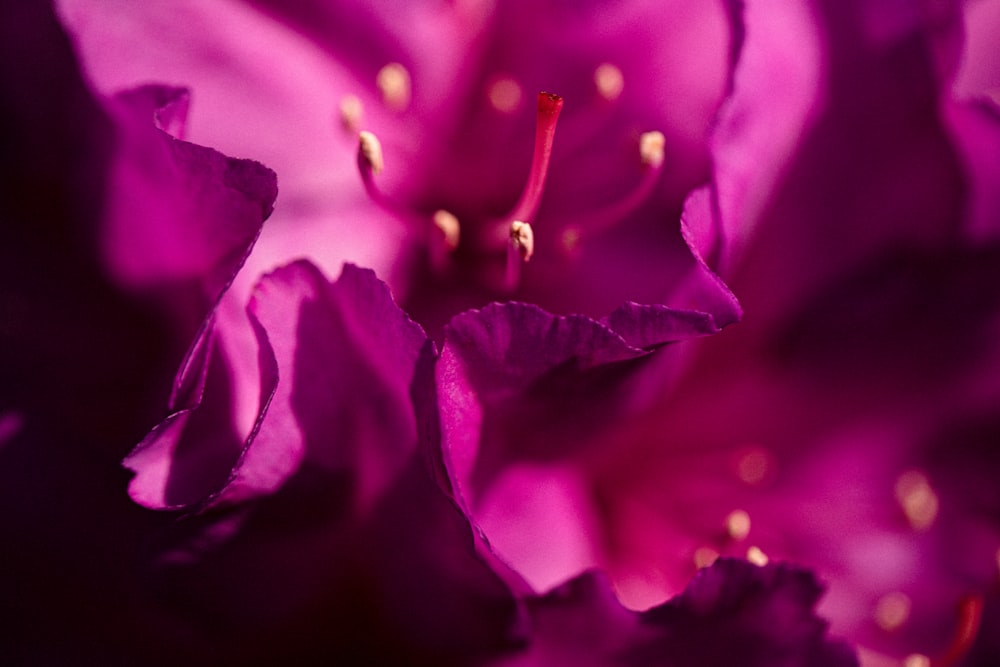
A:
559,131,665,251
509,92,564,225
357,130,386,204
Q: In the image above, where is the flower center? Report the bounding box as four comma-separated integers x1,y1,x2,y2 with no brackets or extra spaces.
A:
357,91,563,292
346,64,671,334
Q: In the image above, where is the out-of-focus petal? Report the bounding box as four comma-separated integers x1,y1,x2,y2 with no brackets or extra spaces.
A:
437,301,743,591
126,261,428,510
102,84,277,300
129,261,523,663
491,559,857,667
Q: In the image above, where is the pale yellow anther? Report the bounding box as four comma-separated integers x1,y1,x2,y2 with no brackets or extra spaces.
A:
894,470,939,531
639,131,666,168
511,220,534,262
376,63,411,111
693,546,719,569
726,510,752,541
339,94,364,132
358,131,384,176
594,63,625,102
874,592,911,632
433,210,461,251
488,76,523,114
746,546,769,566
903,654,931,667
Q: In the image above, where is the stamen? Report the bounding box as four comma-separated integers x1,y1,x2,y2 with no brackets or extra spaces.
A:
894,470,939,531
508,92,564,225
339,94,364,133
357,130,410,219
874,592,911,632
376,63,411,111
429,210,461,273
488,75,523,114
504,221,534,293
725,509,751,541
510,221,534,262
433,210,461,251
594,63,625,102
557,130,665,251
639,131,666,168
746,546,769,566
358,130,384,176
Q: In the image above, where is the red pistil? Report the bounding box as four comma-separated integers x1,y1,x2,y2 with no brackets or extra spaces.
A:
933,594,984,667
508,92,564,225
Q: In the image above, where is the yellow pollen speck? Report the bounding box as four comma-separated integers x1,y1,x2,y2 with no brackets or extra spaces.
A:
488,76,523,114
338,94,364,132
511,220,534,262
746,546,769,566
736,447,773,486
894,470,939,531
376,63,411,111
639,131,665,168
726,510,751,541
903,654,931,667
874,592,911,632
693,546,719,569
358,131,384,175
433,210,461,251
594,63,624,102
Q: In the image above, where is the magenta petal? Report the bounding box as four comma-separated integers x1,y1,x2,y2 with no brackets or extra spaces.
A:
945,98,1000,241
126,260,432,510
496,560,856,666
632,559,857,667
225,261,429,506
438,303,659,589
102,84,277,300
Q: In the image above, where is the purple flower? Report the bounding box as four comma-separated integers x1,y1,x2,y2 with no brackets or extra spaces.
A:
25,0,895,662
60,0,744,588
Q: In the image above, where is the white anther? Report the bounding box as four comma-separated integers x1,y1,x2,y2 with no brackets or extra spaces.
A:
511,220,534,262
639,131,666,168
894,470,939,531
433,210,461,251
594,63,624,102
488,76,523,114
746,546,769,566
358,131,384,175
726,510,751,541
376,63,411,111
874,592,911,632
904,655,930,667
